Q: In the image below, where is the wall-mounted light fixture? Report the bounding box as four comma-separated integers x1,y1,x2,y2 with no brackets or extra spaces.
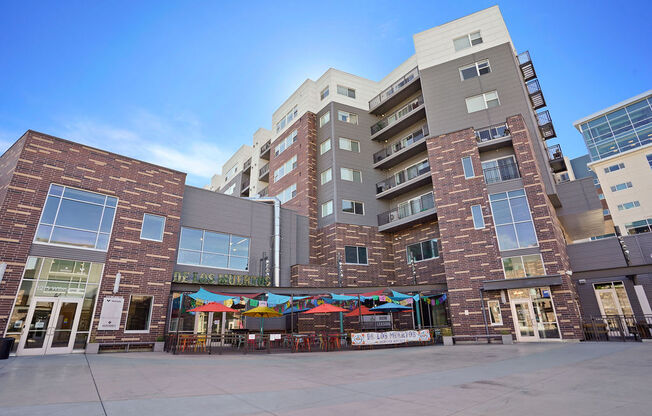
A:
113,272,122,294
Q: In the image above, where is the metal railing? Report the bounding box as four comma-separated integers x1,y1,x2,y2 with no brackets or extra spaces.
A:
482,161,520,184
241,180,250,191
583,315,652,341
260,141,271,156
376,161,430,194
243,158,252,171
258,186,268,197
371,96,424,135
369,67,419,109
547,144,563,161
517,51,532,66
373,125,429,164
378,192,435,226
526,79,542,95
475,123,510,144
259,163,269,177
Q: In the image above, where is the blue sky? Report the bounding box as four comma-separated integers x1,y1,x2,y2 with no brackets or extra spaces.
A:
1,1,650,186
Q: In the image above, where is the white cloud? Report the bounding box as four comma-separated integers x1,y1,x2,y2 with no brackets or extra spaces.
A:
56,110,230,186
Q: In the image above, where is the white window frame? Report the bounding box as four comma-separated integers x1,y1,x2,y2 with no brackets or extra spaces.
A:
406,238,439,263
320,86,329,100
453,30,483,51
339,137,360,152
487,300,503,325
462,156,475,178
319,112,331,127
618,201,641,211
336,85,356,98
276,183,297,204
501,254,546,279
273,155,297,182
337,110,358,125
604,163,625,173
610,182,633,192
140,213,166,242
342,199,364,215
459,59,491,81
275,105,298,133
124,294,154,334
340,167,362,182
471,204,485,229
320,138,331,154
489,189,539,251
177,227,250,271
320,168,332,185
321,200,333,217
223,183,236,195
274,129,297,157
344,246,368,265
465,91,500,113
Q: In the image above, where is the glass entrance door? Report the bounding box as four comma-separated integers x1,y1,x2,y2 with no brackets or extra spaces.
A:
512,300,537,341
17,297,83,355
595,282,634,336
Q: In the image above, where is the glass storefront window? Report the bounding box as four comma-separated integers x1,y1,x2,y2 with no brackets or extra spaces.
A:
178,227,250,271
502,254,545,279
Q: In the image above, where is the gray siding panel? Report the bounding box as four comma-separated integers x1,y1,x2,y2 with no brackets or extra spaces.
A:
29,244,107,263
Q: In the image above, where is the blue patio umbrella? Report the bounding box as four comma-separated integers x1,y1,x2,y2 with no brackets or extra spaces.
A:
282,307,310,315
370,302,411,312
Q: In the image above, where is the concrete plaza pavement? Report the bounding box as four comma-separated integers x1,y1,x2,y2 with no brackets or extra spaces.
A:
0,342,650,415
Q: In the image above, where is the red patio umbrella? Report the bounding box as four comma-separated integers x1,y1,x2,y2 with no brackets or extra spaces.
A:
187,302,237,313
302,303,348,314
344,305,379,317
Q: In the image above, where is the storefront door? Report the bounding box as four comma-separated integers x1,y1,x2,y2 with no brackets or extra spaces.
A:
17,297,83,356
511,299,537,341
594,282,634,336
509,287,561,342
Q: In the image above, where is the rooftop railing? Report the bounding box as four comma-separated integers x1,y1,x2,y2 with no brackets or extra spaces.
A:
369,67,419,110
371,96,424,136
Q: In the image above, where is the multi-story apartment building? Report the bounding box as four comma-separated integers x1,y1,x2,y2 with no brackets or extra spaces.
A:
209,6,595,341
574,91,652,235
205,144,253,197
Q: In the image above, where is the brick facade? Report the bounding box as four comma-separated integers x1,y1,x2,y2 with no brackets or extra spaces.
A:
391,220,446,286
0,131,186,344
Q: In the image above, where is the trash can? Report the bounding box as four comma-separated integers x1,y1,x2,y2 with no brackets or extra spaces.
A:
0,337,15,359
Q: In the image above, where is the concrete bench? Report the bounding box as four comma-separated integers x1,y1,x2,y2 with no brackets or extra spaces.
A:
443,334,513,345
86,341,162,354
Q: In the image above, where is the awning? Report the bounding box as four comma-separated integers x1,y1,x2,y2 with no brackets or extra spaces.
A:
482,274,563,291
188,288,238,303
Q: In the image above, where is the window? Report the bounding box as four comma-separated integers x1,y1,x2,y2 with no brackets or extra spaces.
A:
337,110,358,124
598,193,605,200
275,105,298,133
471,205,485,229
140,214,165,241
223,165,238,183
487,300,502,325
319,112,331,127
34,184,118,250
342,200,364,215
273,155,297,182
397,192,435,219
341,167,362,182
344,246,367,265
462,156,475,178
604,163,625,173
453,31,482,51
406,239,439,263
482,156,519,184
475,123,509,142
489,189,538,250
224,183,236,196
466,91,500,113
459,60,491,80
321,86,329,100
320,138,331,154
610,182,633,192
276,183,297,204
647,154,652,169
178,227,250,270
125,295,153,332
321,168,332,184
337,85,356,98
274,130,298,156
502,254,545,279
625,218,652,234
618,201,640,211
603,209,611,216
339,137,360,152
321,200,333,217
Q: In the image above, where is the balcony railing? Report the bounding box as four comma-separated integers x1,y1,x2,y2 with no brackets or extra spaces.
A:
241,180,250,191
369,67,419,110
376,161,430,194
257,186,268,197
475,123,510,144
259,163,269,179
548,144,563,161
517,51,537,81
536,110,556,139
482,161,520,184
243,158,252,172
260,141,271,159
377,192,435,227
370,96,424,136
526,79,546,109
373,125,429,164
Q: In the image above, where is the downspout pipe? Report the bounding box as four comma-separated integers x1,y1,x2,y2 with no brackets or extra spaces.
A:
247,196,281,287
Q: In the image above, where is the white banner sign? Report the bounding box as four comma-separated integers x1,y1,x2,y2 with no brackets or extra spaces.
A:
351,330,431,346
98,296,124,331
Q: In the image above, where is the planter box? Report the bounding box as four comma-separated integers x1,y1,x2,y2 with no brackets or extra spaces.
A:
85,343,100,354
501,334,513,345
443,336,454,346
153,342,165,352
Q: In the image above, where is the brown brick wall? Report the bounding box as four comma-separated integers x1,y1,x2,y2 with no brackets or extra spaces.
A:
391,220,446,286
0,131,186,343
0,135,27,215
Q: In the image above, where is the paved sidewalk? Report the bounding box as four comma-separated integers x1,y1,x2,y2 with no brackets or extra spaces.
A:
0,342,650,415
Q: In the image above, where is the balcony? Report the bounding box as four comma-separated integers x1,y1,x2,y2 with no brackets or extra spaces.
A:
260,141,271,160
536,110,556,140
373,125,429,170
547,144,567,173
376,161,431,199
370,96,426,142
475,123,512,151
517,51,537,81
377,192,437,232
257,186,268,197
482,160,520,184
259,163,270,182
369,67,421,115
240,179,250,194
526,79,546,110
243,157,252,173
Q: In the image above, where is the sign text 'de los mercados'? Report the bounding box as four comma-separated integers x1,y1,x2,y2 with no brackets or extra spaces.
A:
173,271,271,287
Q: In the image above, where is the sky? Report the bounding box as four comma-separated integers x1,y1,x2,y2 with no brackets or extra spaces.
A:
1,1,650,186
